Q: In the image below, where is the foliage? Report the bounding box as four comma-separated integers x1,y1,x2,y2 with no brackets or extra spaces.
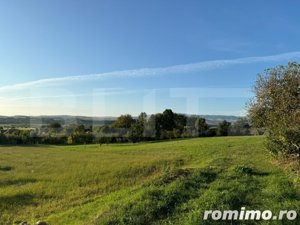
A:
195,117,209,137
216,120,231,136
112,114,135,129
248,62,300,158
230,117,251,136
48,122,62,129
0,110,253,145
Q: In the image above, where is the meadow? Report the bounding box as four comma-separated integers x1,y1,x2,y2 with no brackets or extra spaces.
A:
0,136,299,225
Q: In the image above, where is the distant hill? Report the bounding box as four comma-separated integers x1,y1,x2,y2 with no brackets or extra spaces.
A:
0,115,115,127
200,115,240,126
0,115,239,127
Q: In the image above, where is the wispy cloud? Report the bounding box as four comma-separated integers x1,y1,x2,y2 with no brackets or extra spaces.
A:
0,89,149,102
1,51,300,92
0,87,253,103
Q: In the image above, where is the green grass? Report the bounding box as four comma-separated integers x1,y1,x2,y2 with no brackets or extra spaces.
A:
0,136,299,224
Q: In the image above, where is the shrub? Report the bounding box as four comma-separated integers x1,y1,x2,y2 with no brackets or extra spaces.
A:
248,62,300,159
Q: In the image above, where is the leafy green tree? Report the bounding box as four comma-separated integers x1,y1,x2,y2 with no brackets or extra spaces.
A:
143,115,157,139
128,123,144,142
174,114,187,134
162,109,175,131
248,62,300,158
216,120,231,136
138,112,147,125
195,117,208,137
128,112,147,142
112,114,135,129
48,122,62,134
152,113,163,139
75,124,85,134
48,122,62,129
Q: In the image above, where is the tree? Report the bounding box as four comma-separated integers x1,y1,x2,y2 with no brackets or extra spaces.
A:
48,122,62,129
48,122,62,134
162,109,175,131
143,115,157,139
152,113,163,139
174,114,187,133
112,114,135,129
138,112,147,125
184,116,199,137
67,136,73,145
128,123,143,143
128,113,147,142
217,120,231,136
230,117,250,136
195,117,208,137
248,62,300,158
75,124,85,134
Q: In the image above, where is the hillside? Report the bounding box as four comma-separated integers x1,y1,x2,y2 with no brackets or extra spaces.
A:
0,136,299,224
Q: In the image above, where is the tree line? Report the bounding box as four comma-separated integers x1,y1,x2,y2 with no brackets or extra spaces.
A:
0,110,252,145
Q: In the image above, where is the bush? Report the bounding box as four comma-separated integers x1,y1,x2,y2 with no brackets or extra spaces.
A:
248,62,300,159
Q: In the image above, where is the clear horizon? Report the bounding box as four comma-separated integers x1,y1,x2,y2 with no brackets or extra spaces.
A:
1,0,300,116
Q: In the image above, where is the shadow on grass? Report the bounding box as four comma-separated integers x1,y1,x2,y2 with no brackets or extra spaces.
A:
0,193,36,210
0,166,14,171
234,165,270,177
0,178,37,187
0,144,52,148
250,171,270,176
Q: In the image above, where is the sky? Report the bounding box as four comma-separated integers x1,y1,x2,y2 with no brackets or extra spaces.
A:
0,0,300,117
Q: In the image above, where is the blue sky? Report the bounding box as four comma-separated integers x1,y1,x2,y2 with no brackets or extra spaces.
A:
0,0,300,116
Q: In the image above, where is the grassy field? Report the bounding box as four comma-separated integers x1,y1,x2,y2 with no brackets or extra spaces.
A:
0,136,299,225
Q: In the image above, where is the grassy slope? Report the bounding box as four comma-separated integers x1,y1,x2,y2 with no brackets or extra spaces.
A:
0,136,299,224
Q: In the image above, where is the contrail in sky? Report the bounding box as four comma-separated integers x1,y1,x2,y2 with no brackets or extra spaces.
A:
1,51,300,92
